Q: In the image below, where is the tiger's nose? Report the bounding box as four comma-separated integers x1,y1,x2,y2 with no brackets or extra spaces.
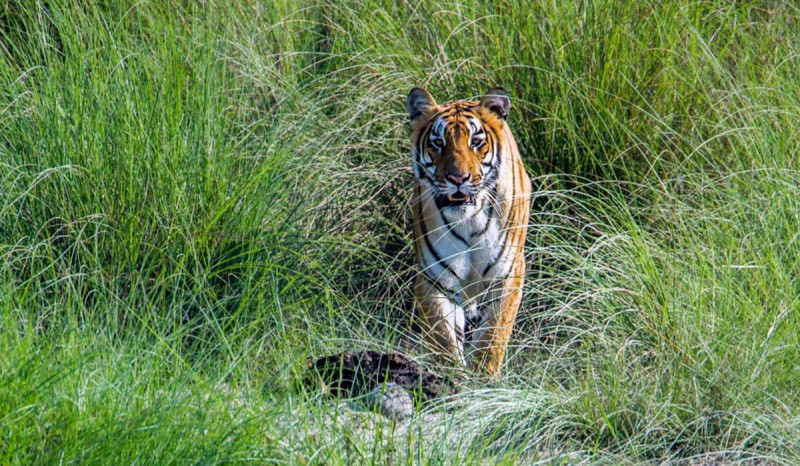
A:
446,172,471,185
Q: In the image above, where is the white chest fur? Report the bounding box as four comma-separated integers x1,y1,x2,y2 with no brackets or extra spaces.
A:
418,190,509,295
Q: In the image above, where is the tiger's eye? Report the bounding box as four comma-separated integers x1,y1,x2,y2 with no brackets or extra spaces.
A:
471,138,484,148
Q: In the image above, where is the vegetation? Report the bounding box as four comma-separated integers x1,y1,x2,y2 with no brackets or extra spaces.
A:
2,0,799,463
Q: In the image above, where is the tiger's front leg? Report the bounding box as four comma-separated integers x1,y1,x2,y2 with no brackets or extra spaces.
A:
469,253,526,375
414,274,467,367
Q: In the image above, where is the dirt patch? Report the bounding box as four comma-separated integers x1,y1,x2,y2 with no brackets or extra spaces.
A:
308,350,447,400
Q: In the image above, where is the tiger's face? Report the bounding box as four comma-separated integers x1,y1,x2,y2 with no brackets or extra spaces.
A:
407,88,511,209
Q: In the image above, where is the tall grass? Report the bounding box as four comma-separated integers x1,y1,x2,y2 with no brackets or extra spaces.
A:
2,0,799,463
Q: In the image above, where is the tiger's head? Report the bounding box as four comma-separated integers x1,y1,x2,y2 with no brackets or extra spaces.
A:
407,87,511,209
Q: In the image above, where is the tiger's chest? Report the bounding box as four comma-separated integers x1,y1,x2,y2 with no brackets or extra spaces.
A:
423,195,509,287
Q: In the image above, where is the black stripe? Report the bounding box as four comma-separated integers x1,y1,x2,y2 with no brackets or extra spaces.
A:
480,131,499,189
419,267,460,303
415,163,434,182
483,150,524,277
417,124,433,164
488,130,497,164
415,123,436,181
421,268,456,297
414,161,429,181
481,131,494,167
449,227,470,246
490,127,501,167
507,145,516,228
482,228,509,276
437,208,470,247
419,199,463,281
415,185,456,295
482,156,517,276
473,203,495,238
468,198,486,220
416,194,459,299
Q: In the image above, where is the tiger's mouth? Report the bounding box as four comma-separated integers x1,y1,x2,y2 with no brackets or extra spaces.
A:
441,191,475,207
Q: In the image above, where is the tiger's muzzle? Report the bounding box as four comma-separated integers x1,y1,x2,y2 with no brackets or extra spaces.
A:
445,191,474,207
436,181,479,208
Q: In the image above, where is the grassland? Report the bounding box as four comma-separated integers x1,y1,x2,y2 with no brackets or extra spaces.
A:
1,1,799,463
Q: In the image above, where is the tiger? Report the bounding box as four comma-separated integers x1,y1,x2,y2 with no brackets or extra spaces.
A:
406,87,532,376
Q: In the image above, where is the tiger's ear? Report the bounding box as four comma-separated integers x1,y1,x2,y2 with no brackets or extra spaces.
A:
407,88,437,121
480,87,511,120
